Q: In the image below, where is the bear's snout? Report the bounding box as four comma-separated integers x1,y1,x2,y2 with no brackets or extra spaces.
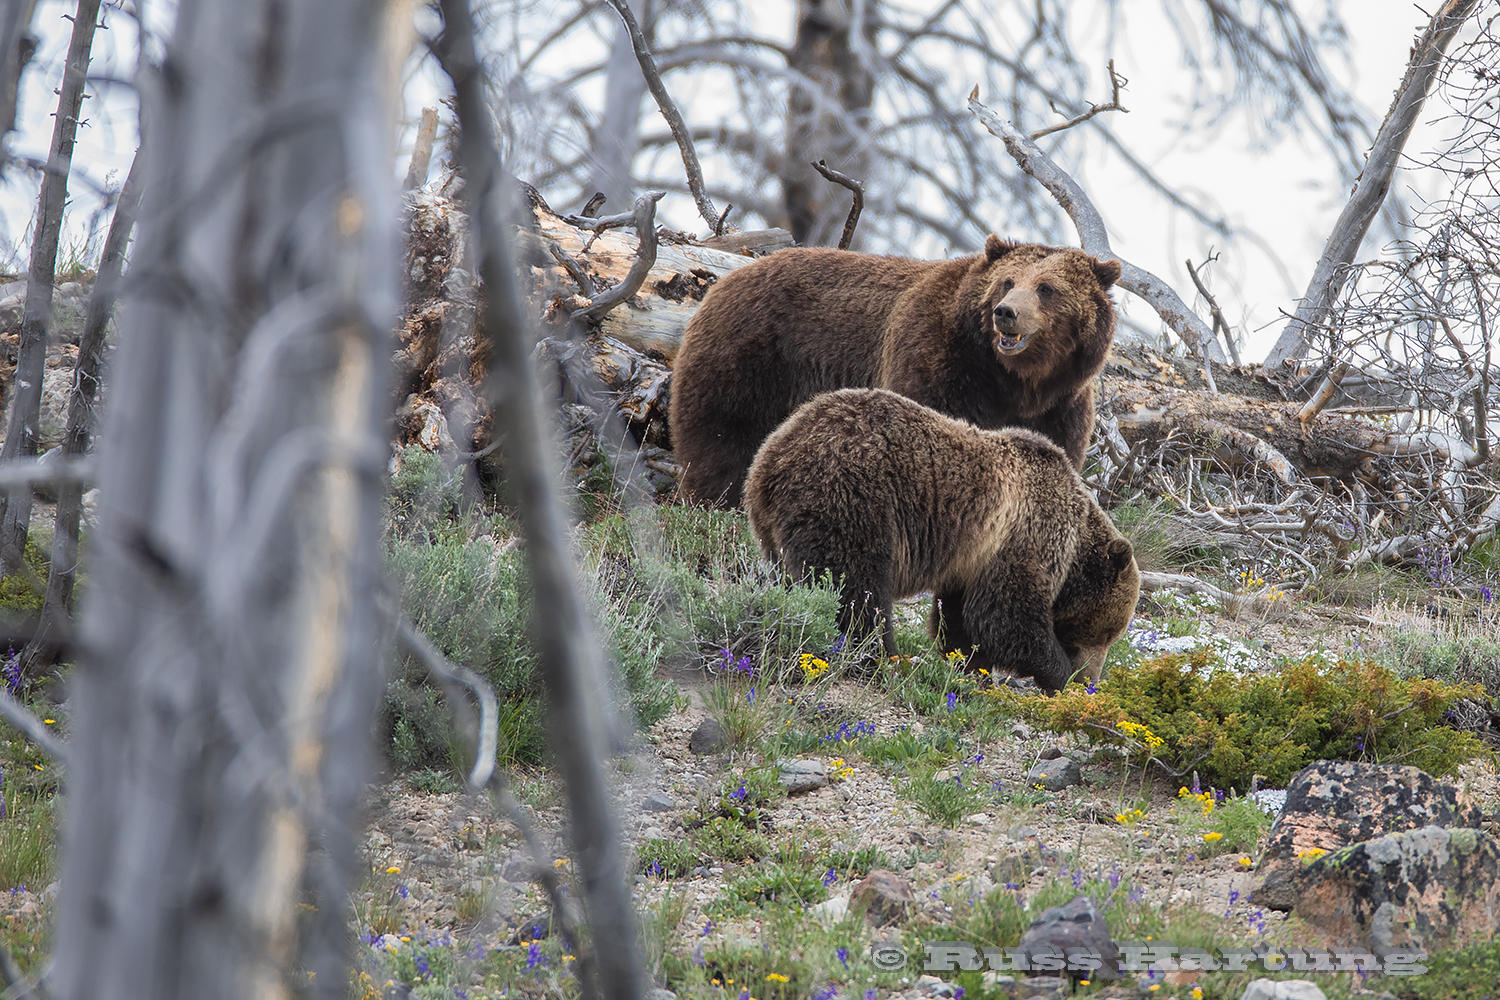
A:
993,288,1041,353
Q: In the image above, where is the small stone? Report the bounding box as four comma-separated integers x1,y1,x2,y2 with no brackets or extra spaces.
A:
643,792,676,813
688,719,728,755
851,869,916,926
1038,746,1064,760
501,857,532,882
1017,976,1068,998
1025,757,1081,791
1240,979,1327,1000
965,813,992,825
808,895,849,927
779,758,829,794
1017,894,1119,984
1009,722,1033,740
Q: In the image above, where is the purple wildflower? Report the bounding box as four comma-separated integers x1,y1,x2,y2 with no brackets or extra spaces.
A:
747,686,756,705
730,780,748,802
822,868,838,886
1085,678,1097,694
865,990,877,1000
701,919,715,936
1482,585,1493,602
455,991,469,1000
734,655,754,675
415,954,430,979
814,987,839,1000
397,884,409,899
831,633,847,654
837,946,849,968
1191,773,1201,795
953,989,964,1000
945,691,957,712
1071,869,1083,889
526,940,544,969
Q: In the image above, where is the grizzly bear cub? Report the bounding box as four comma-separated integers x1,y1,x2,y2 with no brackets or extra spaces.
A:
671,236,1121,507
745,389,1139,690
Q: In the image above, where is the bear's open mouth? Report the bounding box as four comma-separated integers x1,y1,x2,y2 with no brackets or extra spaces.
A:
995,331,1032,354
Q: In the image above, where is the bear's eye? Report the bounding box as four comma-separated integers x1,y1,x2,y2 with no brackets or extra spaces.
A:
1001,279,1014,294
1038,283,1054,299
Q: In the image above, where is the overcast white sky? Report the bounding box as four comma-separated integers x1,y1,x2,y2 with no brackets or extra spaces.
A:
0,0,1450,362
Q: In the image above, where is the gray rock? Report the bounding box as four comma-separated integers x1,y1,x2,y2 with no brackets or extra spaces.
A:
779,758,828,794
1009,721,1033,740
1016,894,1118,984
688,719,728,755
501,857,532,882
1016,976,1068,998
1025,756,1081,791
1240,979,1327,1000
1291,825,1500,953
1255,761,1483,911
647,989,678,1000
643,792,676,813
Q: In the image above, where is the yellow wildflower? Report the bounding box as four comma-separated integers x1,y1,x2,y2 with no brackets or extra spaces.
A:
1192,989,1204,999
799,653,830,680
1297,847,1327,863
385,866,400,874
1203,832,1223,843
1238,856,1254,867
765,973,789,982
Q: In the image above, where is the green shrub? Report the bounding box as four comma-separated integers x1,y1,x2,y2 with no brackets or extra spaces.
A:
0,787,55,890
1003,650,1492,789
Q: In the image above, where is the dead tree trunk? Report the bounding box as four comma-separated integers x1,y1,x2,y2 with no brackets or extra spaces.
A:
586,0,653,213
0,0,99,576
437,1,645,998
0,0,39,148
784,0,876,246
19,149,142,681
1264,0,1481,367
51,0,399,996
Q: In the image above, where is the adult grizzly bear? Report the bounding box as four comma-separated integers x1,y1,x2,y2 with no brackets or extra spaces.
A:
745,389,1139,690
671,236,1121,507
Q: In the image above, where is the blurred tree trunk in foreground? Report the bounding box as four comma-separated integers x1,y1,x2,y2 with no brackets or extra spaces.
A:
51,0,400,996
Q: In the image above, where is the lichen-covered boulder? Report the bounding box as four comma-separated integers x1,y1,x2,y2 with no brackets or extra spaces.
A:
1291,825,1500,952
1017,894,1119,983
1254,761,1483,910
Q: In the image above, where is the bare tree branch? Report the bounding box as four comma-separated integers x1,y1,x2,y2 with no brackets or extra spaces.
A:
1264,0,1482,367
435,3,644,1000
573,190,663,321
967,91,1227,370
403,105,440,190
600,0,720,234
1031,59,1128,140
1186,254,1241,365
0,687,65,760
810,158,863,250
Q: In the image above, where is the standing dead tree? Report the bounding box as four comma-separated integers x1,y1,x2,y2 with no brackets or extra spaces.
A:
0,0,100,576
436,1,645,999
1264,0,1484,368
19,148,143,681
50,0,400,996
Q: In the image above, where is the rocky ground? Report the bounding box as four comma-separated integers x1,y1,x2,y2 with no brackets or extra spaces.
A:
346,591,1500,1000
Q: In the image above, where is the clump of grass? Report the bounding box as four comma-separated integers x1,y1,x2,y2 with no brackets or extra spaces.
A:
383,445,673,777
900,755,1001,828
1003,649,1492,789
0,787,55,891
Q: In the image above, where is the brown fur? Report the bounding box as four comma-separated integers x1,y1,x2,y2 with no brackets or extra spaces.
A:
745,389,1140,691
670,236,1121,507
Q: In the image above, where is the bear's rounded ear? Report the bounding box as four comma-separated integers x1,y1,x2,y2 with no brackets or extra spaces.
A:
1107,537,1133,569
986,235,1018,261
1093,257,1123,289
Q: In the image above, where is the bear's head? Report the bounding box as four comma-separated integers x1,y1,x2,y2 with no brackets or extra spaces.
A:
1053,533,1140,684
978,236,1122,378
